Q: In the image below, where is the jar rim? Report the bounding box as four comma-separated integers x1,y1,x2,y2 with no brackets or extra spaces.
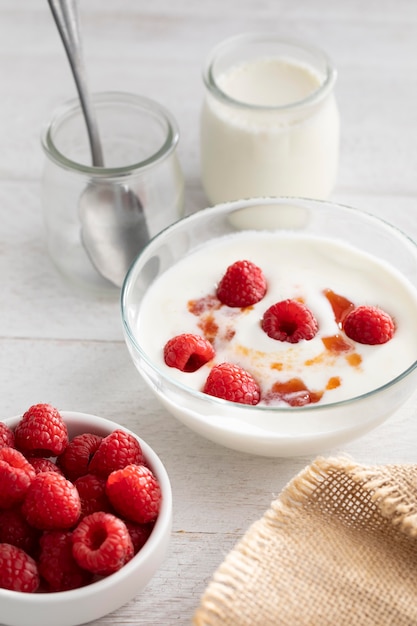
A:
202,33,337,111
41,91,180,177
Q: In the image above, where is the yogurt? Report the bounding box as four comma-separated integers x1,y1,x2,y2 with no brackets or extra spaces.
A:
137,231,417,407
200,36,339,203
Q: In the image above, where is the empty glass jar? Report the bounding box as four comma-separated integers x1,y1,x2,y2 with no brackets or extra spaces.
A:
41,92,184,294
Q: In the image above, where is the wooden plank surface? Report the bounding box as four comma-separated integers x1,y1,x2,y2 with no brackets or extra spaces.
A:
1,1,417,623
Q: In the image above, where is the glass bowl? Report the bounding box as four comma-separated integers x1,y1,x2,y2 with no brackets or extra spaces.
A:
121,197,417,457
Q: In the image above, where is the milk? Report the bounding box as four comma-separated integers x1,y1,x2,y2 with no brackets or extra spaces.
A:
137,231,417,407
200,51,339,203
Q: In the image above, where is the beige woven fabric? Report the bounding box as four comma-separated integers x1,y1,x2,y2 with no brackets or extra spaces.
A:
193,457,417,626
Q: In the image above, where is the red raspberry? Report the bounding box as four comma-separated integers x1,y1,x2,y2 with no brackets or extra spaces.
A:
39,531,92,591
261,299,319,343
22,472,81,530
74,474,111,519
0,507,41,558
163,333,215,372
72,512,134,576
343,305,395,345
106,464,161,524
203,362,261,405
0,447,36,509
14,403,68,457
0,543,39,592
0,422,15,449
89,429,144,478
57,433,103,481
28,457,63,475
217,260,267,308
124,520,154,555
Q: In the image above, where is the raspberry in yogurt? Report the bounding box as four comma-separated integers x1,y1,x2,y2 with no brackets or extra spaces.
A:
136,231,417,407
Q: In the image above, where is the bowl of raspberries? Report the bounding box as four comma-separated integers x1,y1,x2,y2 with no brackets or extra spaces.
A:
0,403,172,626
121,197,417,456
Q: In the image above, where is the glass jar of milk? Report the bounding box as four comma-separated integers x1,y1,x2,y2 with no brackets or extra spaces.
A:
200,34,339,204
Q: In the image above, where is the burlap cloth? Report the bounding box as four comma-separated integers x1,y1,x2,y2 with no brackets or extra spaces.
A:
193,456,417,626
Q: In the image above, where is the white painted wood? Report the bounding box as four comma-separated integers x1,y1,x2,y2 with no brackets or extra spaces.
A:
1,1,417,623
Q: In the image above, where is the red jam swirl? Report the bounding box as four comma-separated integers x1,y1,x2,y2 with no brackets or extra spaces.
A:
323,288,355,326
264,378,323,407
188,288,363,407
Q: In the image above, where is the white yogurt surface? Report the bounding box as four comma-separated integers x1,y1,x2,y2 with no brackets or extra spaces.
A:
200,56,339,203
217,56,321,106
137,231,417,407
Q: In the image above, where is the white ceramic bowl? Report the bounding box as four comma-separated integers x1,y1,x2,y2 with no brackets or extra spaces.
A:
121,197,417,457
0,411,172,626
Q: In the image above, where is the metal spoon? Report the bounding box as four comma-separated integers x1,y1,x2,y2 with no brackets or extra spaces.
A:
47,0,149,288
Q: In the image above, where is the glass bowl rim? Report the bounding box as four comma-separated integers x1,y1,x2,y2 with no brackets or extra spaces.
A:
120,196,417,422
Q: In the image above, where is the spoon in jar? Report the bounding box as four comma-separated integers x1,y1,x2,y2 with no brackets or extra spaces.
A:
47,0,150,288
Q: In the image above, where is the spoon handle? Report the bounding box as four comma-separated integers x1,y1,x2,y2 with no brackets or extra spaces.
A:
47,0,105,167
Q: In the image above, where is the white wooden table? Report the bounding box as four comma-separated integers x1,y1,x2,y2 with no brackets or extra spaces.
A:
1,1,417,624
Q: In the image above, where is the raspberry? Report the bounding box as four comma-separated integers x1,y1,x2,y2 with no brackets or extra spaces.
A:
216,260,267,307
14,403,68,457
124,520,154,554
343,305,395,345
89,429,144,478
0,507,41,557
261,299,319,343
39,531,92,591
0,447,36,509
163,333,215,372
72,512,134,576
57,433,103,481
28,457,63,475
203,362,261,405
0,422,15,449
0,543,39,592
106,464,161,524
74,474,111,519
22,472,81,530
